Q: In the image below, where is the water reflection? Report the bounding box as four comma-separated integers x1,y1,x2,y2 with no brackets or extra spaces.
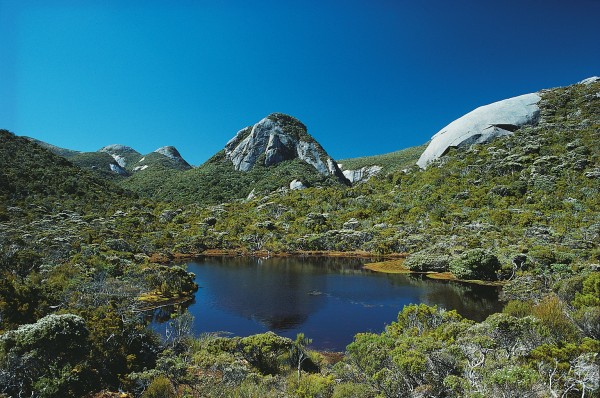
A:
150,256,502,351
194,257,331,329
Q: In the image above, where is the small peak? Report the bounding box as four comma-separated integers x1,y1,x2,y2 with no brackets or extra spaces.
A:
154,146,183,160
99,144,139,154
153,146,192,169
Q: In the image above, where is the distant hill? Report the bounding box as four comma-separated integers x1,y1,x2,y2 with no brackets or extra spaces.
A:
122,113,351,204
24,138,192,181
0,130,132,217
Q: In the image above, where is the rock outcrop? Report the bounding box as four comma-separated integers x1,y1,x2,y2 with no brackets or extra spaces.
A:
342,165,382,183
289,179,307,190
578,76,599,85
224,113,348,182
154,146,192,169
417,93,541,168
99,144,141,168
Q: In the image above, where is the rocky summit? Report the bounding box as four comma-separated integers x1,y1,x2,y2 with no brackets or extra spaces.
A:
417,92,542,168
153,146,192,169
224,113,347,182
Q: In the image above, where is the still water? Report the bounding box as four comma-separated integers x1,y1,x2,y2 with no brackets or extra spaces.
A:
151,256,502,351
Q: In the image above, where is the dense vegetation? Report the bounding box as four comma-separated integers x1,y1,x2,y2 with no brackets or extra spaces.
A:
0,80,598,397
123,150,347,205
121,113,350,205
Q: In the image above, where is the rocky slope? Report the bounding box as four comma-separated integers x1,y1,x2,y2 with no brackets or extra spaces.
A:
224,113,347,181
122,113,350,204
417,93,542,168
416,76,600,168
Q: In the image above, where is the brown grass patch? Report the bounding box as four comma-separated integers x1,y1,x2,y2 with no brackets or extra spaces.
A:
363,259,411,273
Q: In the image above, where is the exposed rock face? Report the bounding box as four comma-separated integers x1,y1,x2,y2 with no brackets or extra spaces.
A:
224,113,348,182
342,165,383,183
578,76,599,85
290,179,307,190
155,146,183,161
99,144,141,168
154,146,192,169
417,93,541,168
109,163,128,175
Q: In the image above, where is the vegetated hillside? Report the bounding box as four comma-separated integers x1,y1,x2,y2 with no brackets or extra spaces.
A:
0,130,199,395
0,80,598,397
122,113,351,205
338,143,427,173
168,80,599,270
25,138,192,181
26,137,81,158
0,130,133,217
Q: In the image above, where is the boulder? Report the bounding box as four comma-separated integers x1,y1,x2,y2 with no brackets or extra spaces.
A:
290,179,307,190
342,218,360,230
417,93,541,168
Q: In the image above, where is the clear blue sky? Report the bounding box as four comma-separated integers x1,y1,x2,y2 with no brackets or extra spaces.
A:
1,0,598,165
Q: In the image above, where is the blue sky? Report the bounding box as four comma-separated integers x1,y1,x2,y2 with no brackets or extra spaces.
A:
1,1,599,166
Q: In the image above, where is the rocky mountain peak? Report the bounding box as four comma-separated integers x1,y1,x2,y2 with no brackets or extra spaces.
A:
152,146,192,169
154,146,183,160
99,144,142,168
98,144,140,155
224,113,347,182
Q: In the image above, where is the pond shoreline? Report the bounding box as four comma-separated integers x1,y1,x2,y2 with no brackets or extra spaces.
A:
150,249,406,264
148,256,504,351
151,250,503,287
364,259,506,286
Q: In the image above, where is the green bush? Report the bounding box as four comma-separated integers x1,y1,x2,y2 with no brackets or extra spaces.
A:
142,375,176,398
0,314,90,397
289,373,334,398
332,382,374,398
502,300,534,318
404,249,451,272
449,249,500,280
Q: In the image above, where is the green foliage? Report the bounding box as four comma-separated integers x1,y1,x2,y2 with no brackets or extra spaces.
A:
532,294,581,342
0,130,133,211
240,332,294,375
404,249,451,272
339,144,427,173
142,375,176,398
0,314,90,397
502,300,534,318
288,373,334,398
70,151,128,180
143,264,198,297
332,382,374,398
573,272,600,309
123,150,347,205
449,248,500,280
486,365,541,396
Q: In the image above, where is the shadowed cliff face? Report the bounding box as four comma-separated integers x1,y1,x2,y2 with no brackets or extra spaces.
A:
224,113,348,183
